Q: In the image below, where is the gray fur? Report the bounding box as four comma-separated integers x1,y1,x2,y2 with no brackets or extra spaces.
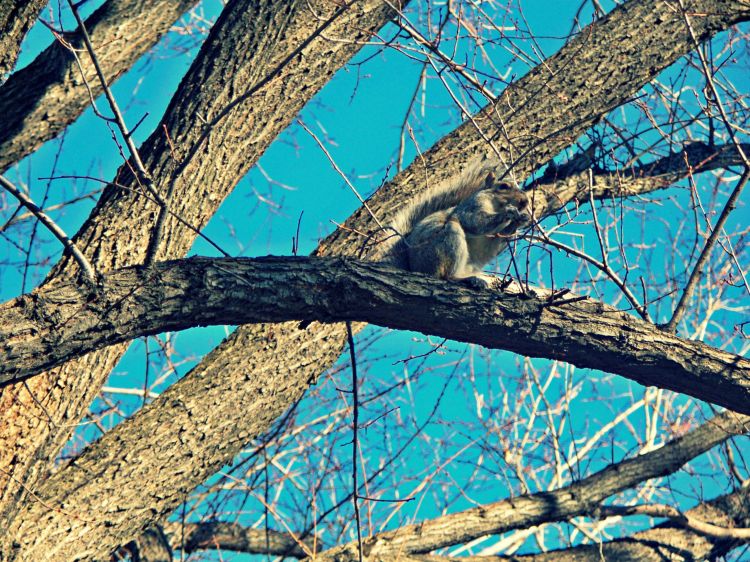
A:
382,161,531,286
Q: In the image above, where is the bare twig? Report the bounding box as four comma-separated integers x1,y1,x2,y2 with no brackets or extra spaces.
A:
346,321,364,562
64,0,167,266
666,164,750,332
298,119,384,230
599,503,750,540
532,231,651,321
0,175,95,282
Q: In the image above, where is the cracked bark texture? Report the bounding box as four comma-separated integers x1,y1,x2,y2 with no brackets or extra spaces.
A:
2,257,749,413
309,411,748,560
0,0,196,173
2,0,749,559
417,488,750,562
154,487,750,560
0,0,398,551
0,0,46,78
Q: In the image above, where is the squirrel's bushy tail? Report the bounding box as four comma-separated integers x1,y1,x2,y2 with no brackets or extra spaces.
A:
379,158,498,264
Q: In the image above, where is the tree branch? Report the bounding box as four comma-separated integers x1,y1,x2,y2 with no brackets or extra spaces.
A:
0,0,46,78
1,256,749,413
530,141,750,217
598,502,750,540
0,0,196,172
5,0,748,558
0,174,95,281
310,412,748,560
14,402,745,561
0,0,400,544
411,487,750,561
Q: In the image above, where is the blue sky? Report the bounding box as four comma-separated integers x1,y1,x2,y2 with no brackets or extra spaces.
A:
2,1,749,559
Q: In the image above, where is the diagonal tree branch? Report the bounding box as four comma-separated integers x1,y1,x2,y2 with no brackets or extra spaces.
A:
157,486,750,560
0,174,95,281
413,487,750,562
310,411,748,560
5,0,748,558
0,0,196,173
0,0,400,544
0,0,46,78
2,256,749,413
531,141,750,217
14,398,746,560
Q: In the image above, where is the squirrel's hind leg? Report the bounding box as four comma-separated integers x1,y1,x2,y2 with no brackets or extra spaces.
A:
407,218,469,280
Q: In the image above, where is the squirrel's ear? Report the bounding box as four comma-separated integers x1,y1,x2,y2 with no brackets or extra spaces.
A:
483,172,495,188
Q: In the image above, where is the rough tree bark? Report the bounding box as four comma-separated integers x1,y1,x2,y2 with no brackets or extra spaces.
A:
411,487,750,561
0,0,46,78
159,484,750,561
2,256,749,413
308,411,749,560
0,0,398,547
0,0,197,172
1,0,747,559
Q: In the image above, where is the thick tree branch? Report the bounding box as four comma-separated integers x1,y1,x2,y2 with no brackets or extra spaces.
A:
2,256,749,413
530,141,750,217
0,0,196,173
5,0,748,558
0,0,46,78
0,0,399,546
315,1,750,259
14,402,745,561
310,412,748,560
156,486,750,561
416,487,750,562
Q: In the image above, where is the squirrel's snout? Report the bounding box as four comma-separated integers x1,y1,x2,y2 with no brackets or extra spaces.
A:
515,208,533,225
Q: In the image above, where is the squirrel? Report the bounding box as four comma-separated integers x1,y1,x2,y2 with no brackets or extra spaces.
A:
381,162,532,287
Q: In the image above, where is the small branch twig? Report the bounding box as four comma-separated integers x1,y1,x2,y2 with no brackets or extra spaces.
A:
665,159,750,332
666,2,750,332
599,503,750,540
532,231,651,321
298,119,384,230
0,175,95,282
65,0,168,267
346,321,365,562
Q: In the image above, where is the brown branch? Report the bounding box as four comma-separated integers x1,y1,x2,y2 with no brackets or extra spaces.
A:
0,174,95,281
0,0,196,173
409,487,750,561
0,0,400,548
529,141,750,217
4,0,749,558
665,166,750,330
0,0,46,78
1,256,749,413
599,503,750,540
310,412,748,560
